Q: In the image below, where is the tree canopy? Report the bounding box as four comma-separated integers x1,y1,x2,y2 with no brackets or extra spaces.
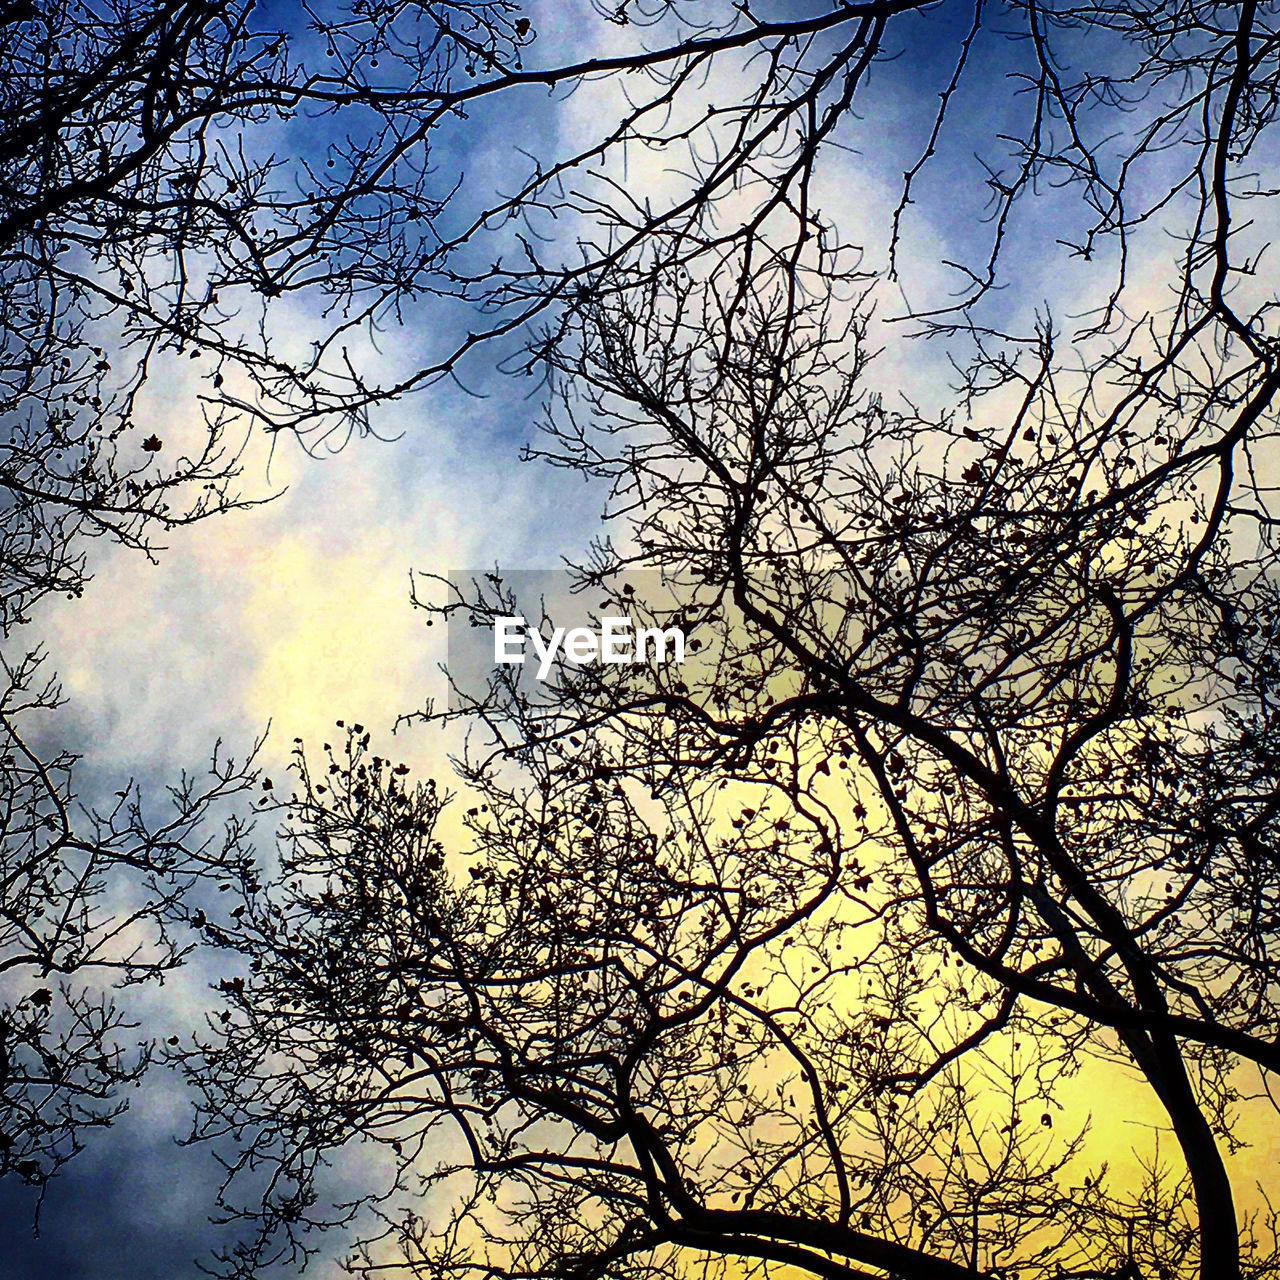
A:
184,237,1280,1278
3,1,1280,1279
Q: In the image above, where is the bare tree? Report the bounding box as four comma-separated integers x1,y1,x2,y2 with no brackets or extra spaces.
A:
9,0,1275,512
17,0,1269,440
180,218,1280,1280
0,2,278,1201
8,0,1280,1273
0,0,922,606
0,649,259,1203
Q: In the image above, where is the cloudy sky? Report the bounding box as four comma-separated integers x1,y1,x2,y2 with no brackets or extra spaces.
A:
4,0,1278,1275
